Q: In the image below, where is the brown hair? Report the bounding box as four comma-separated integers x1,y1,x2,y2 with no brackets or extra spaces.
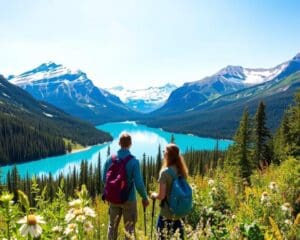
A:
161,143,188,178
119,133,132,148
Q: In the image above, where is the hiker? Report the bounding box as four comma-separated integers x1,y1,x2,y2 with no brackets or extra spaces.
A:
102,133,149,240
151,143,192,240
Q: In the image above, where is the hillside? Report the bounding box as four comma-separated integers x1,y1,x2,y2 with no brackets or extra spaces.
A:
8,62,140,124
153,53,299,116
0,75,112,165
141,72,300,138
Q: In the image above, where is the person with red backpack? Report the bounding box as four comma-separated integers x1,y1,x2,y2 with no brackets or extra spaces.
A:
102,133,149,240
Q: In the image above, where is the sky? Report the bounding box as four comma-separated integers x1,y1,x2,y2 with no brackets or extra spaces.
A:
0,0,300,89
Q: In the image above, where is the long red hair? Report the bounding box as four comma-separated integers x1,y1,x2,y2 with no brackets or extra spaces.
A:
161,144,189,178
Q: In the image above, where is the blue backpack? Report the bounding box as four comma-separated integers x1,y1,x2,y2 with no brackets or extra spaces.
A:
167,168,193,217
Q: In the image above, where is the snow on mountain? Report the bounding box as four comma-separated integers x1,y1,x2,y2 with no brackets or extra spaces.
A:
243,63,289,85
213,62,289,86
107,83,177,113
8,62,138,123
154,53,300,115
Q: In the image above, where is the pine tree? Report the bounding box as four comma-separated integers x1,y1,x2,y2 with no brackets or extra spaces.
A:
67,142,72,153
107,145,111,157
170,134,175,143
253,102,271,169
288,91,300,157
156,145,162,178
231,109,252,181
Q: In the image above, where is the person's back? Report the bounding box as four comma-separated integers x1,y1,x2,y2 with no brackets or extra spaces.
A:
151,143,190,240
102,133,149,240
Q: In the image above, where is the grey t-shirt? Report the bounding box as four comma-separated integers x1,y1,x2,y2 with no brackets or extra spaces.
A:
158,166,181,220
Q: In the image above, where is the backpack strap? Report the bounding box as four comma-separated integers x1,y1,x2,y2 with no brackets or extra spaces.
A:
167,167,178,180
122,154,133,164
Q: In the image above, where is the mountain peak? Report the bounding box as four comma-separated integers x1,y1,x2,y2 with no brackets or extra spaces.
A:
36,61,62,71
217,65,245,79
292,52,300,61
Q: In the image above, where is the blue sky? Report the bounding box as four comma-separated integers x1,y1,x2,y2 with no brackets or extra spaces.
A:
0,0,300,88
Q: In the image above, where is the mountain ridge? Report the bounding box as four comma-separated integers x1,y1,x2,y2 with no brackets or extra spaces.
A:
9,62,140,124
0,75,112,165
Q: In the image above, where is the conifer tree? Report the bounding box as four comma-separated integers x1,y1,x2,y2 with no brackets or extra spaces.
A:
107,145,111,157
253,102,271,169
156,145,162,178
170,134,175,143
288,91,300,157
230,109,252,180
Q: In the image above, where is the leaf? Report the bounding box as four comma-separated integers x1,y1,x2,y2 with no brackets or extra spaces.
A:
18,190,30,210
269,217,283,240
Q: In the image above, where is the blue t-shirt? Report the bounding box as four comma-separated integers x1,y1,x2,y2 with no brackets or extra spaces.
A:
102,148,148,201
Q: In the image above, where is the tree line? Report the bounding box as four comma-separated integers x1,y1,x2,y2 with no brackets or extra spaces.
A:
0,91,299,205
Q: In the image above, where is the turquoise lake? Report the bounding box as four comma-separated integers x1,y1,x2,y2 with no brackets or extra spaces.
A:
0,121,232,180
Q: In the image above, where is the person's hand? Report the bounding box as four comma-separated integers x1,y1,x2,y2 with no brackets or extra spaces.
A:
142,198,149,208
150,192,158,200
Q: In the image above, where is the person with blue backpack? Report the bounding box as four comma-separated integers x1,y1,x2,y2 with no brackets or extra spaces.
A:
102,133,149,240
151,143,193,240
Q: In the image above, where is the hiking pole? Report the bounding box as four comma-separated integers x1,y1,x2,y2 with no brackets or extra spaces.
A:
143,205,147,236
150,199,156,240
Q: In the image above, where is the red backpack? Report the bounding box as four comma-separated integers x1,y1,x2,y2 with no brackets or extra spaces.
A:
103,154,133,204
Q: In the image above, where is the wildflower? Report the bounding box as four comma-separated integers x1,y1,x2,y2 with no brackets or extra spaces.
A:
269,182,279,192
18,214,45,238
260,192,270,204
281,203,292,213
0,192,14,203
211,187,217,194
83,206,96,218
76,215,86,223
83,221,94,232
64,223,78,235
52,226,63,233
232,214,236,220
69,199,82,208
284,219,293,225
208,179,215,187
65,210,76,223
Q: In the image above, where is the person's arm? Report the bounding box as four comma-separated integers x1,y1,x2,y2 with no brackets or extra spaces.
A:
151,182,166,200
151,169,167,200
132,160,148,200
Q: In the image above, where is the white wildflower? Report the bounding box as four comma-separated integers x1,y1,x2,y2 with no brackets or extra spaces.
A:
83,221,94,232
260,192,270,204
269,182,279,192
76,215,86,223
281,203,292,213
83,206,96,218
52,226,63,233
64,223,78,235
65,210,76,223
69,199,82,208
208,179,215,187
284,219,293,225
18,214,45,238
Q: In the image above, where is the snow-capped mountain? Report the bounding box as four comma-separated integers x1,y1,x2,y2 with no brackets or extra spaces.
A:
107,83,177,113
9,62,139,124
154,53,300,115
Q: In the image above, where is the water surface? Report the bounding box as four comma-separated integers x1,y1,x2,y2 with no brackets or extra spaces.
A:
0,121,232,180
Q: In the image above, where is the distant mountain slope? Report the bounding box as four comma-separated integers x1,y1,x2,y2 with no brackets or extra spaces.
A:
107,83,177,113
9,62,140,124
0,75,112,165
142,69,300,139
154,54,299,115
